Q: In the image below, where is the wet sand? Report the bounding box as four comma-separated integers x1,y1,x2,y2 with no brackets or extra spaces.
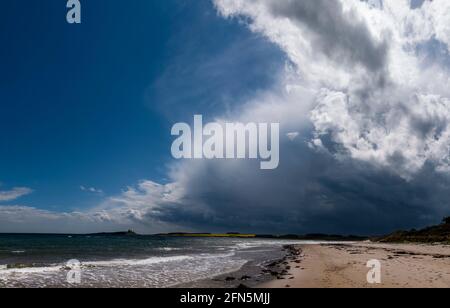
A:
259,243,450,288
176,245,297,288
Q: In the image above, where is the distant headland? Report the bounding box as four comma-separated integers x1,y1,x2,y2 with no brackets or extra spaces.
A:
155,232,367,241
82,231,367,241
86,230,137,236
3,217,450,243
376,217,450,243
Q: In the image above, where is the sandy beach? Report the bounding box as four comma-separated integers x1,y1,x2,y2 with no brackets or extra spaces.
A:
259,243,450,288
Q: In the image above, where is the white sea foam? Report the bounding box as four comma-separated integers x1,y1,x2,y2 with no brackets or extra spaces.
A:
83,255,194,267
0,252,236,279
233,240,354,250
155,247,183,252
0,265,61,275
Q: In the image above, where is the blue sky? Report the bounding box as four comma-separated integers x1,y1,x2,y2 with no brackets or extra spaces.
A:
0,0,282,213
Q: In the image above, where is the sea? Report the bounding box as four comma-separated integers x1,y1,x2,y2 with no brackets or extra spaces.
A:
0,234,311,288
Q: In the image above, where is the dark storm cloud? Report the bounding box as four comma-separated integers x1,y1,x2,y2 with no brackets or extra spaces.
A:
147,138,450,235
139,0,450,235
140,0,450,235
267,0,388,73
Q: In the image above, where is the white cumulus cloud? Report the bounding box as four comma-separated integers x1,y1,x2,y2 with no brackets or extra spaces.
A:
0,187,33,202
214,0,450,179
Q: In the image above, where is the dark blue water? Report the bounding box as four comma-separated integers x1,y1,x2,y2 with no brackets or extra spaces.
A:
0,234,238,264
0,234,299,287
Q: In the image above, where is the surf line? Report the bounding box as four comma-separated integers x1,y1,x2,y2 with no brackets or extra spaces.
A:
171,115,280,170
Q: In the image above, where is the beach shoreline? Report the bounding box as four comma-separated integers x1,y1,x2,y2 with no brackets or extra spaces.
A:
2,235,450,288
258,243,450,288
176,244,305,288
